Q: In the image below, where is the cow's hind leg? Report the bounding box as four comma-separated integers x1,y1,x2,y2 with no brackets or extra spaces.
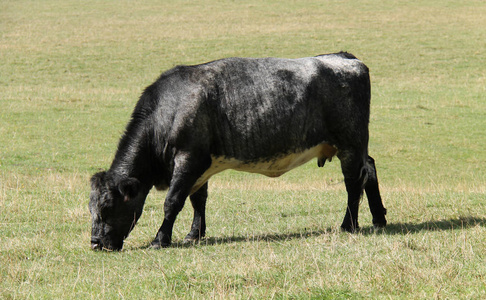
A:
151,153,211,249
184,182,208,243
365,156,387,228
339,150,366,232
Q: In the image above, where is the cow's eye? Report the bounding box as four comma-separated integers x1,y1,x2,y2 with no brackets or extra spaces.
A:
99,195,115,215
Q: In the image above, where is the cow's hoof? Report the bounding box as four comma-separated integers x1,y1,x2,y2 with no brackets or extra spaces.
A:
150,242,170,249
340,225,360,233
150,239,170,249
372,217,387,229
184,232,204,242
373,222,387,230
150,243,161,250
183,237,198,245
183,233,199,242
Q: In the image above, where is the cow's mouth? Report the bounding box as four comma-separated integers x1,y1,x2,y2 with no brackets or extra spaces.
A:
91,238,123,251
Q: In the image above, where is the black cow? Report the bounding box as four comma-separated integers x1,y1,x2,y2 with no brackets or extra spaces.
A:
89,52,387,251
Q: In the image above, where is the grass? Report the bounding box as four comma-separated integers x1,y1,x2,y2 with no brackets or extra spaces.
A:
1,0,485,298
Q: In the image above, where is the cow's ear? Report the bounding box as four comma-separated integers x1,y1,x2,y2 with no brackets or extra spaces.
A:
118,177,141,202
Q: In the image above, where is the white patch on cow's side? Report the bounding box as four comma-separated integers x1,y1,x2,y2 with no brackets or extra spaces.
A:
292,58,320,79
190,143,337,194
314,55,364,75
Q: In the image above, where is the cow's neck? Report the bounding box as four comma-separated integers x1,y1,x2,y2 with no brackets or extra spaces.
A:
109,126,158,188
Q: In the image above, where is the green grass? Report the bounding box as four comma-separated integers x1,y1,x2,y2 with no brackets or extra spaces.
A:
1,0,485,298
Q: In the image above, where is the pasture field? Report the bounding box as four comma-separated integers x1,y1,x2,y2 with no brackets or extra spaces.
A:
1,0,485,298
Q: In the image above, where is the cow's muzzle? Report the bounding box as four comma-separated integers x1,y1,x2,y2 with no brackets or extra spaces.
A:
90,237,123,251
91,238,103,250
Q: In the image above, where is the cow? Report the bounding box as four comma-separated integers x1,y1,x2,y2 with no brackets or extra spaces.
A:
89,52,387,251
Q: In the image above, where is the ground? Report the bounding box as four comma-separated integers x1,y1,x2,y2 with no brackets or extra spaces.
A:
0,0,485,298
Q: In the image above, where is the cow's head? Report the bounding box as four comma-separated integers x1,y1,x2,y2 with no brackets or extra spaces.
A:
89,171,145,251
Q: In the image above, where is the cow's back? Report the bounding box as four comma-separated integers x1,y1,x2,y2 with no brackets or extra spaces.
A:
198,55,369,161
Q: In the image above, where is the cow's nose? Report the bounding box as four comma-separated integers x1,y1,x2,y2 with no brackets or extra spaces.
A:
91,238,102,250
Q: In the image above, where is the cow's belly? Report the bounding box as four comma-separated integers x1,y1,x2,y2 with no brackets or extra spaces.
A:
191,143,337,194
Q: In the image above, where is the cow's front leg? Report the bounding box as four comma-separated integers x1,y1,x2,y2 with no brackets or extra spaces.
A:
151,153,210,249
151,177,192,248
184,182,208,243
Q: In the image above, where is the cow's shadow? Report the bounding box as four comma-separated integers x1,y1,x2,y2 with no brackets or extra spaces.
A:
141,216,486,249
361,216,486,236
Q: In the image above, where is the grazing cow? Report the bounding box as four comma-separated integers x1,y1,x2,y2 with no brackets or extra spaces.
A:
89,52,387,251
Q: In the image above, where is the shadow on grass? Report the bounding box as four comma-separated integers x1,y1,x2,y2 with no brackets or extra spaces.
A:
361,216,486,236
139,216,485,249
192,228,335,247
138,228,334,249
